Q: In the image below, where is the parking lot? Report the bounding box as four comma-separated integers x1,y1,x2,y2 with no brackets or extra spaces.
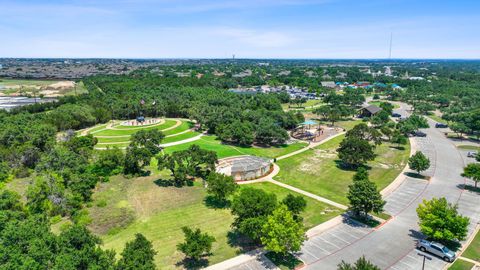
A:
298,218,373,265
389,250,447,270
384,177,428,216
413,136,437,177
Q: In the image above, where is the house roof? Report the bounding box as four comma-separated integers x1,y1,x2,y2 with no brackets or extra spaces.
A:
362,104,383,114
321,81,336,88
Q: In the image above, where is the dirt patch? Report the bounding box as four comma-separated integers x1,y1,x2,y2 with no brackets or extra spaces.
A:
45,81,75,90
298,149,337,172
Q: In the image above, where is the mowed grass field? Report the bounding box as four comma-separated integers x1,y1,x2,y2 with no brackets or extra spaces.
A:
90,119,201,149
462,230,480,262
89,170,340,269
241,182,342,229
274,135,411,205
449,259,475,270
163,135,308,159
94,120,179,136
368,100,400,109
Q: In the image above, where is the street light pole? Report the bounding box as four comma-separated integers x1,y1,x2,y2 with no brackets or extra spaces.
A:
417,252,432,270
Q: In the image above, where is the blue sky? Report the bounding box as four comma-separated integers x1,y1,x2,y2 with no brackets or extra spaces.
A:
1,0,479,58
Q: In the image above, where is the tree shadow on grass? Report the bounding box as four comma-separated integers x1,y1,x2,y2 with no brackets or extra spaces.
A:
334,160,371,172
203,195,230,209
153,178,194,188
227,230,258,254
389,145,406,151
175,257,209,270
457,184,480,194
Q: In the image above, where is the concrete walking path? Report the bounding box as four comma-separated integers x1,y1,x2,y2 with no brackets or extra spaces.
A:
268,179,348,210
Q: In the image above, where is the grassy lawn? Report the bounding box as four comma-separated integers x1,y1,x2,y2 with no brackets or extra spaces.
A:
462,230,480,261
368,100,400,109
96,131,201,147
97,137,131,144
274,135,411,205
88,123,109,134
93,120,177,136
90,172,339,269
428,114,449,124
242,182,342,229
457,145,480,151
449,259,475,270
164,135,308,159
282,100,323,110
163,121,194,136
3,177,32,201
90,174,242,269
162,131,201,144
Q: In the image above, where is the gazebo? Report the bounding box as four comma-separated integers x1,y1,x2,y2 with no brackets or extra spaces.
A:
292,120,323,141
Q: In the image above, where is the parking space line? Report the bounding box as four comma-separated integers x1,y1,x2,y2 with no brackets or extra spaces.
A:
309,241,330,254
319,237,342,249
326,231,351,245
398,259,415,269
301,248,320,260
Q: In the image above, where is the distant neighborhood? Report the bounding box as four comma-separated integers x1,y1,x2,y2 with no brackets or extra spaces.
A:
229,80,403,100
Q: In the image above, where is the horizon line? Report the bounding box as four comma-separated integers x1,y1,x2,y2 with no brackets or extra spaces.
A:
1,57,480,61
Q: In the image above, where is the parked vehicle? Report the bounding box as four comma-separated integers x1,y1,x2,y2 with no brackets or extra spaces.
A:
392,113,402,118
417,240,456,262
435,123,448,128
413,131,427,137
467,151,478,158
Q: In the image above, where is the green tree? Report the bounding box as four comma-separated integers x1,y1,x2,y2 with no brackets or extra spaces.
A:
123,145,153,175
55,225,116,270
0,162,10,182
282,194,307,219
379,102,394,115
261,205,306,256
338,256,381,270
337,137,376,168
131,129,165,155
93,147,125,177
347,169,385,218
206,172,237,203
231,188,277,241
461,163,480,188
177,227,215,261
391,131,407,148
408,151,430,175
117,233,157,270
416,197,469,242
158,145,218,186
